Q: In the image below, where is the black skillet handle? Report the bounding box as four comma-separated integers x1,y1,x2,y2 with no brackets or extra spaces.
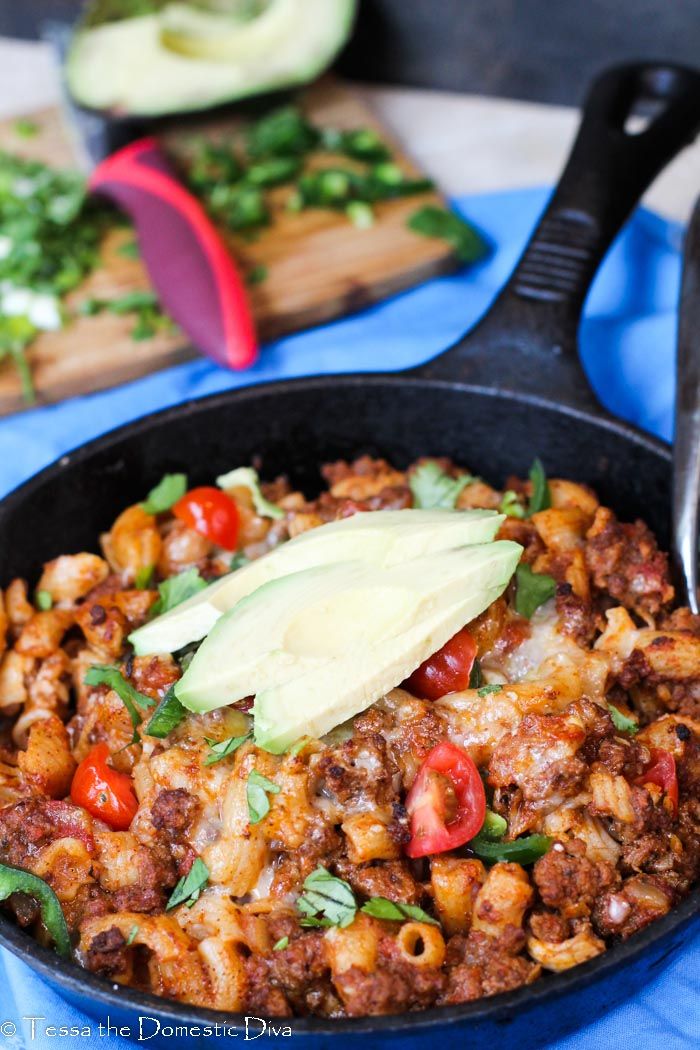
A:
422,63,700,410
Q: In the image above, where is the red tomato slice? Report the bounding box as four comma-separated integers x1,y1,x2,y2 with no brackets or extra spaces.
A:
635,748,678,816
71,743,138,831
173,486,239,550
404,628,477,700
405,741,486,858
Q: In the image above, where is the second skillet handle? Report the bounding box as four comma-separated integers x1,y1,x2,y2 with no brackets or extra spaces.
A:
672,198,700,614
424,62,700,405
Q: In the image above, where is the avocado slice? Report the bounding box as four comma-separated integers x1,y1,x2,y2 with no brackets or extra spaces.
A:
67,0,357,116
252,541,521,752
129,509,504,655
175,541,520,732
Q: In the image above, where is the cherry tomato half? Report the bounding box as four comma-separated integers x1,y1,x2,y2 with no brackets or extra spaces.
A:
71,743,138,831
635,748,678,816
173,486,239,551
404,628,477,700
405,741,486,858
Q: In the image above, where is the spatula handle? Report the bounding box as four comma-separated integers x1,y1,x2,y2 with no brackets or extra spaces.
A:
422,63,700,409
672,197,700,613
90,137,258,372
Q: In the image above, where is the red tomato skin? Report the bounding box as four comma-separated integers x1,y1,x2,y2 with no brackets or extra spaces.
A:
636,748,678,816
404,628,478,701
173,486,239,551
405,741,486,858
71,744,138,831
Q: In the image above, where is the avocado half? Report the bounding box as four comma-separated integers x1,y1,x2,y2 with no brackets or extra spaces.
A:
67,0,358,117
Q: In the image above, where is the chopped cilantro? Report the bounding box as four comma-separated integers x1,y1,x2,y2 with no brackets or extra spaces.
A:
247,769,280,824
151,567,208,618
514,563,557,619
409,461,475,509
35,589,53,611
500,490,526,519
528,458,551,516
84,664,154,743
144,686,188,739
204,732,251,766
141,472,187,514
216,466,284,520
273,936,289,951
166,858,209,910
477,683,503,697
361,898,439,925
608,703,639,735
408,205,487,263
297,867,356,929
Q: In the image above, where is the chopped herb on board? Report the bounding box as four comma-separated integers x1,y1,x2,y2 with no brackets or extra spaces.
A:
408,205,487,263
13,119,39,138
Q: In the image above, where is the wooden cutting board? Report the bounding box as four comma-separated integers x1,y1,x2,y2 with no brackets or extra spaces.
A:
0,78,457,415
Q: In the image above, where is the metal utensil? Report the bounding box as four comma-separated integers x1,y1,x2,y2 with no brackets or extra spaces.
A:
672,197,700,613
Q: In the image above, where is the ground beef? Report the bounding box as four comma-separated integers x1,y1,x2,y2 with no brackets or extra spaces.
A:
555,582,598,646
333,858,423,904
110,842,177,913
334,936,444,1016
440,927,537,1004
533,839,616,914
0,798,94,867
268,929,332,1014
151,789,198,834
85,926,128,977
244,955,293,1018
585,507,674,619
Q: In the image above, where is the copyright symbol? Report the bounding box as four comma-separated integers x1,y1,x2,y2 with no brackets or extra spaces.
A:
0,1022,16,1038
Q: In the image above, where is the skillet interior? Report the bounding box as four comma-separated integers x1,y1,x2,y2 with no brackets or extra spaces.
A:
0,375,697,1048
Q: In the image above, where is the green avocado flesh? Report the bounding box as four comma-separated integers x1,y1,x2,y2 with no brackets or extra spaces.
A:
67,0,357,116
176,540,522,751
128,508,504,656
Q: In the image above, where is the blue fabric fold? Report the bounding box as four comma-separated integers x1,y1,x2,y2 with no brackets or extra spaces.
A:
0,187,695,1048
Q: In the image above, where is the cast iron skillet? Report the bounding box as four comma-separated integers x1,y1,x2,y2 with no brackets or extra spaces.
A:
1,63,700,1049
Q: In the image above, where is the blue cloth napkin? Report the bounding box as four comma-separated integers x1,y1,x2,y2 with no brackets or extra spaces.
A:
0,187,695,1049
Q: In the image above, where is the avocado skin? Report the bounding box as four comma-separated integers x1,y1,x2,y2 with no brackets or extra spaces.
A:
67,0,358,117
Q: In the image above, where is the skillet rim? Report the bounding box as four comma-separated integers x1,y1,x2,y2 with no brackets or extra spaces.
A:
0,372,697,1037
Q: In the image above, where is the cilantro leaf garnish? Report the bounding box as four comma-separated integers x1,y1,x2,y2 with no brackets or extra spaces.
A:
216,466,284,520
500,490,526,519
527,458,551,516
84,664,154,743
409,461,476,509
477,684,503,697
166,858,209,910
297,867,356,929
204,733,252,766
247,770,280,824
361,898,439,925
608,703,639,735
151,567,208,618
514,563,556,619
144,686,188,739
141,473,187,515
